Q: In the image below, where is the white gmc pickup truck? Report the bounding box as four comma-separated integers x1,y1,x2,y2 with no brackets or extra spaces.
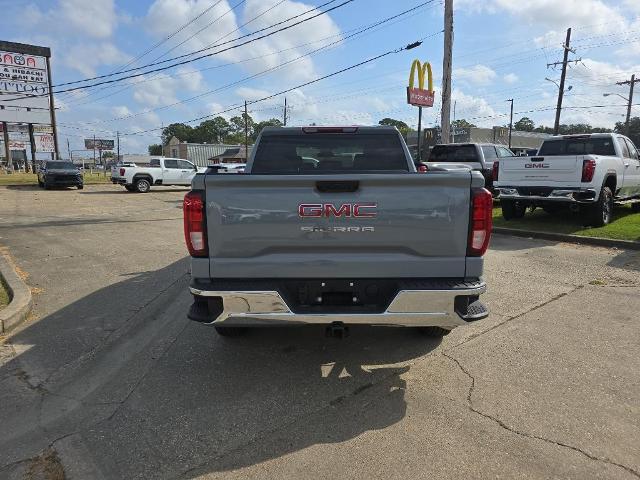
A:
494,133,640,226
114,157,205,192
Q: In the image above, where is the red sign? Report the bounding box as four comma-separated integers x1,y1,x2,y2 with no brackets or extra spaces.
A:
407,87,434,107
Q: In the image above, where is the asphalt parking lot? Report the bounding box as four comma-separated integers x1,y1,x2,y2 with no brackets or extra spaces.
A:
0,183,639,480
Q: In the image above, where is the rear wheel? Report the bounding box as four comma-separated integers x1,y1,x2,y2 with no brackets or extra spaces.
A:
501,200,526,220
417,326,451,337
135,178,151,193
124,185,135,192
214,326,246,337
585,186,613,227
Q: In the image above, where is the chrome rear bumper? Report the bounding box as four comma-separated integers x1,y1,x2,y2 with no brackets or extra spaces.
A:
497,187,597,203
189,281,487,328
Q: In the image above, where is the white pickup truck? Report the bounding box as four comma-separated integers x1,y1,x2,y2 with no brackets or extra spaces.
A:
494,133,640,226
114,157,205,192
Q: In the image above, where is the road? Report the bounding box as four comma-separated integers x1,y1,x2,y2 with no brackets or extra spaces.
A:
0,184,639,480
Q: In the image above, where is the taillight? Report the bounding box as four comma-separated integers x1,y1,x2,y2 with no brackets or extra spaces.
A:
468,188,493,257
183,191,208,257
492,161,499,181
120,168,125,176
417,164,428,173
581,159,596,182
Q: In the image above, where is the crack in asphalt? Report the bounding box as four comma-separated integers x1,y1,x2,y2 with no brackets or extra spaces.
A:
38,271,188,387
442,351,640,479
176,366,411,479
452,285,584,349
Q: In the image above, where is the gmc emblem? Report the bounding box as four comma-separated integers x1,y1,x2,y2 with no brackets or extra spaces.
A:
298,203,377,218
525,163,550,169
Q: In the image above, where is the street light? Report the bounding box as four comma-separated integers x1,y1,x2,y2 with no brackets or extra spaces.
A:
603,92,629,102
545,77,573,92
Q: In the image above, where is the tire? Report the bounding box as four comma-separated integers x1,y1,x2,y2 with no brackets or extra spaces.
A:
501,200,526,220
542,204,563,215
124,185,135,192
135,178,151,193
631,202,640,213
417,326,451,337
214,326,246,337
77,185,83,190
585,186,613,227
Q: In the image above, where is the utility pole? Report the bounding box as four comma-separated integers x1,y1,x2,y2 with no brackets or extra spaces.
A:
244,101,249,160
67,138,71,160
616,74,638,136
507,99,514,149
93,134,96,169
283,97,287,126
547,28,581,135
417,106,423,161
117,131,120,162
440,0,453,144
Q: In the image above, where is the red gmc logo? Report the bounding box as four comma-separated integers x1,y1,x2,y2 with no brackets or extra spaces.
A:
298,203,377,218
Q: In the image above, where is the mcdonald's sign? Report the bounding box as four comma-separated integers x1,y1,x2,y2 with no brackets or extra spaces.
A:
407,59,434,107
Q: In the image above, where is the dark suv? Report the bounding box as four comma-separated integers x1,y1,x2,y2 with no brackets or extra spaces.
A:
37,161,83,190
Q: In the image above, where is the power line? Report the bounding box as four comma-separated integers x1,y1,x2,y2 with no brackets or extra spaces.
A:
120,38,426,136
53,0,345,88
64,4,442,126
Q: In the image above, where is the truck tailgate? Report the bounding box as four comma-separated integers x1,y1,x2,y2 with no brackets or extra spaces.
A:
203,172,475,278
499,155,582,186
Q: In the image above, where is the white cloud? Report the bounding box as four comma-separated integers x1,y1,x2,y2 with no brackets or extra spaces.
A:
145,0,342,82
60,0,118,39
504,73,519,84
112,105,132,117
63,42,130,77
454,64,497,86
451,89,498,127
132,68,205,107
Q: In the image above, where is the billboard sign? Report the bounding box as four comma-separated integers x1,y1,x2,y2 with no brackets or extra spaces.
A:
407,59,435,108
34,134,55,152
84,138,114,150
0,42,51,124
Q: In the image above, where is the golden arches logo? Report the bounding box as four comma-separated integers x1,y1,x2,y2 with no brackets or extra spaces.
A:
408,59,433,91
407,59,434,107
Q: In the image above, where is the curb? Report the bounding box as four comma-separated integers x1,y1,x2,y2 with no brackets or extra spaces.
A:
493,227,640,251
0,254,33,333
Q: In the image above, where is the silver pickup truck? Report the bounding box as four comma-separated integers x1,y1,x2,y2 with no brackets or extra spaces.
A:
184,126,492,337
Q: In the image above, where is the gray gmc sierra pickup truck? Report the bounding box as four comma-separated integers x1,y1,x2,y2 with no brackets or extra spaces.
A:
184,126,492,337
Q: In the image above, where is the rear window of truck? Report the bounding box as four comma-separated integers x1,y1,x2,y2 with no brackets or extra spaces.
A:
251,133,409,174
429,144,479,162
538,138,616,156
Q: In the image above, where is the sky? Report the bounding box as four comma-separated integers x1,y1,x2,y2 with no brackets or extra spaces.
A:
2,0,640,154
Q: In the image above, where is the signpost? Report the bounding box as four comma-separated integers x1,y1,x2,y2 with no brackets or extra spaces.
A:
407,60,435,161
0,41,58,163
84,138,114,172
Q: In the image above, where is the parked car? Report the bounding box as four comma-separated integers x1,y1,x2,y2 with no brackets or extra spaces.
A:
184,126,492,338
494,133,640,226
114,157,205,192
110,162,137,183
37,161,83,190
426,143,515,191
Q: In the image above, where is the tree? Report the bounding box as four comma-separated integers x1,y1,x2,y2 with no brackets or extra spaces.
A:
195,117,230,144
161,123,194,145
514,117,534,132
451,119,476,129
378,118,411,137
148,144,163,155
227,113,256,144
252,118,282,141
615,116,640,147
